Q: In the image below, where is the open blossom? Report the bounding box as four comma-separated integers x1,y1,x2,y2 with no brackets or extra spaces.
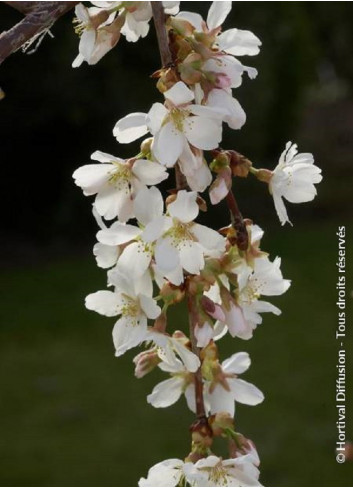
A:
204,352,264,417
146,330,200,373
97,186,225,285
155,189,225,285
233,256,291,339
269,141,323,226
114,81,224,167
183,454,262,487
85,270,160,357
147,351,263,417
73,2,180,66
72,150,167,220
72,3,121,67
176,1,261,67
139,453,261,487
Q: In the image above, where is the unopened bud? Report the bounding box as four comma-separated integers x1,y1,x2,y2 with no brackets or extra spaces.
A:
209,167,232,205
190,417,213,449
133,349,160,378
209,412,234,437
200,295,225,322
228,151,252,178
160,282,185,305
140,137,153,155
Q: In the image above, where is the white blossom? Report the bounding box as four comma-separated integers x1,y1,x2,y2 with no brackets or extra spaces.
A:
114,81,224,167
85,270,160,356
139,453,262,487
72,151,167,220
183,454,262,487
269,141,323,226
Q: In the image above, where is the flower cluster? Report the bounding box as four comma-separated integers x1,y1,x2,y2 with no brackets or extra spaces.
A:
72,1,322,486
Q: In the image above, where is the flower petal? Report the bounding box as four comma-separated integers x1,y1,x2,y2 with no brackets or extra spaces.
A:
139,294,161,319
113,316,148,357
97,222,140,245
228,378,264,406
218,28,262,56
134,186,164,225
222,352,251,375
132,159,168,185
207,1,232,30
85,290,121,317
118,242,151,277
184,115,222,150
93,242,119,269
164,81,195,106
167,190,199,223
113,112,148,143
152,121,185,167
147,377,184,408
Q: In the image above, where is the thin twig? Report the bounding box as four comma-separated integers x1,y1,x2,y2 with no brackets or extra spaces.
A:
0,1,79,65
226,190,249,251
187,292,207,419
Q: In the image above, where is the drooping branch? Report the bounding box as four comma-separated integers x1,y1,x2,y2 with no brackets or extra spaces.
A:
0,1,79,65
151,1,187,191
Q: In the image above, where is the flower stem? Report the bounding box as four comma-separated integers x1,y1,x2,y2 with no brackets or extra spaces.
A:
225,190,249,251
151,1,187,190
187,292,206,419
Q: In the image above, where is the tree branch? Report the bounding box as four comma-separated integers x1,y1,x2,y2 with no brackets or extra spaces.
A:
151,1,187,191
0,1,79,65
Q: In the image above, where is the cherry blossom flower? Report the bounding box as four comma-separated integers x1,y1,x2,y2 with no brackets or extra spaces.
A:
155,189,226,285
146,357,194,409
114,81,224,167
269,141,323,226
72,151,168,220
139,453,262,487
147,350,263,417
233,256,291,339
72,3,121,67
91,206,121,269
183,454,262,487
205,352,264,417
73,2,180,66
176,1,261,61
85,270,160,357
146,330,200,373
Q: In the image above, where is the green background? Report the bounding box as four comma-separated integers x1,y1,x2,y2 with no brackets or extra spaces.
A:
0,2,352,486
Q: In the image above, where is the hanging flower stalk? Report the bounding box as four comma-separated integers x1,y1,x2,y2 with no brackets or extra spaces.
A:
72,1,322,486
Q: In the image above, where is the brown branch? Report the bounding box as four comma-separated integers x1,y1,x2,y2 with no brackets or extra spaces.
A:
226,190,249,251
151,1,187,191
187,292,207,420
3,2,38,15
0,1,79,65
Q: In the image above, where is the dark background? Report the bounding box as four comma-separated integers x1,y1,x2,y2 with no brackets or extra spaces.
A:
0,2,352,486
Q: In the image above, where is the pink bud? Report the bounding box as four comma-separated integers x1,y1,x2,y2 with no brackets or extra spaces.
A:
133,349,160,378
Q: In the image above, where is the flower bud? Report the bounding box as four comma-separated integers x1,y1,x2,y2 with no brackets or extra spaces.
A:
209,412,235,437
228,150,252,178
133,349,160,378
209,167,232,205
140,137,153,155
160,282,185,305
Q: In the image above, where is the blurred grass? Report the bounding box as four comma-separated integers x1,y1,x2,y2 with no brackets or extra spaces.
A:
0,219,352,486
